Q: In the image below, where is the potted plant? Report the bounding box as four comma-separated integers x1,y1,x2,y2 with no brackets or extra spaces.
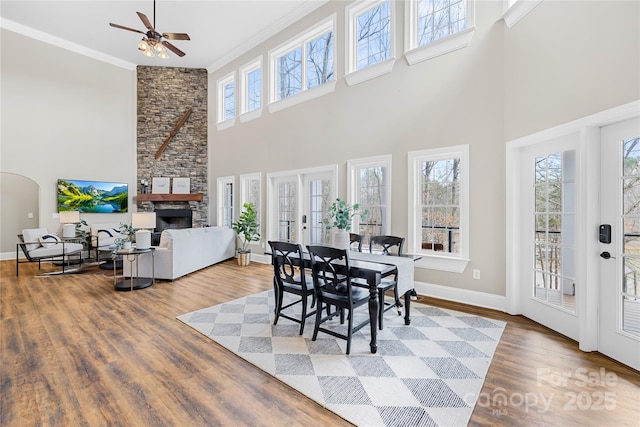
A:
232,203,260,266
323,198,367,249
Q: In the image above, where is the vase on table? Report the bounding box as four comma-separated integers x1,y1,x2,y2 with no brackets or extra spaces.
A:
332,229,350,250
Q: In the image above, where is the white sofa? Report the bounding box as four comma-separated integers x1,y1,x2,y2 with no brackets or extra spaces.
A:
123,227,236,280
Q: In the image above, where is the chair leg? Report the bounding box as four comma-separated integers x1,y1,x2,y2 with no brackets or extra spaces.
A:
273,278,283,325
394,287,402,316
346,308,354,355
378,289,385,330
299,294,307,335
312,301,323,341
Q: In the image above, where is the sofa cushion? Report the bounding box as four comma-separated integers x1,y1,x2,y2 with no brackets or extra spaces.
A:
39,234,61,249
22,228,47,251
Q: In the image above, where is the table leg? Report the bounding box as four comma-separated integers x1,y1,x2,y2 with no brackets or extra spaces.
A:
368,274,379,354
404,290,411,325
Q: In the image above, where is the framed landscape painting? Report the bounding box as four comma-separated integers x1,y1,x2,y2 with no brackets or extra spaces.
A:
58,179,128,213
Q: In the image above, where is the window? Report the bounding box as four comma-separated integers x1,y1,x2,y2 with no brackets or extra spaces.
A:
239,58,262,121
408,145,469,272
217,73,236,128
240,172,261,232
348,155,392,240
345,0,395,86
269,15,336,111
217,176,234,228
404,0,475,65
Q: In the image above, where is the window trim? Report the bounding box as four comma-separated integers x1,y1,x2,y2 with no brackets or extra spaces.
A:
408,144,470,273
216,72,236,130
404,0,476,66
239,57,263,122
347,154,392,235
217,175,235,228
345,0,396,86
268,14,337,107
501,0,543,28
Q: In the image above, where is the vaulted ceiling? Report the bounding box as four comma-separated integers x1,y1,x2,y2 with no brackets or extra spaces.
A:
0,1,326,71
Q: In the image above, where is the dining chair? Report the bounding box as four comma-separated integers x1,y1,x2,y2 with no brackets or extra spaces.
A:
366,235,404,329
268,241,316,335
307,245,370,355
349,233,363,252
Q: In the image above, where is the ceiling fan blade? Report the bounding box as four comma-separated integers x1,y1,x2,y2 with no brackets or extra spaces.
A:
137,11,154,31
109,23,146,35
162,41,186,57
163,33,191,41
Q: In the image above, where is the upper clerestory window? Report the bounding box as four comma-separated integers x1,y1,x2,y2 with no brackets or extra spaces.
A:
404,0,476,66
268,14,336,113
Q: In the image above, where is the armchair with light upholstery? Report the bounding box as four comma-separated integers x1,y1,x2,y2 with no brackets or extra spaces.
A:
16,228,83,276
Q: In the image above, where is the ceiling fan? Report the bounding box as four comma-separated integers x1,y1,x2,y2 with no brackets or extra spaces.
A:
109,0,190,59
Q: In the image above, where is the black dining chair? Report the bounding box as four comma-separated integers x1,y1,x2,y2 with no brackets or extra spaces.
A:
269,241,316,335
307,245,370,355
366,235,404,329
349,233,363,252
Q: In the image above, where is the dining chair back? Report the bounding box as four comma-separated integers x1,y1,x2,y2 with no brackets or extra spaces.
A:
349,233,363,252
369,235,405,255
307,245,370,354
268,241,316,335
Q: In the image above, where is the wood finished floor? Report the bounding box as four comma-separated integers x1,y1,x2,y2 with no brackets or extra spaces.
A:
2,259,639,426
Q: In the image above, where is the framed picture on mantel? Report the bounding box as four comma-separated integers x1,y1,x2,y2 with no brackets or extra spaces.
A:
152,177,170,194
173,177,190,194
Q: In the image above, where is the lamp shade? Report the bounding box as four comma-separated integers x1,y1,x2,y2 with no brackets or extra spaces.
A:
59,211,80,224
132,212,156,229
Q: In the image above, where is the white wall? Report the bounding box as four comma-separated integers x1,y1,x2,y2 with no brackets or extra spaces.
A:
1,29,136,248
207,0,639,297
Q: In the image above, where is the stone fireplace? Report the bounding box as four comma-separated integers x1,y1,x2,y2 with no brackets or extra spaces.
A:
136,66,208,226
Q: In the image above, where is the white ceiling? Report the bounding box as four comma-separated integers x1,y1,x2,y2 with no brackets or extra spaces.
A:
0,0,327,71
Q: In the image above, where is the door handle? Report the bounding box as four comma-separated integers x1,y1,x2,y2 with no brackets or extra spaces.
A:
600,251,615,259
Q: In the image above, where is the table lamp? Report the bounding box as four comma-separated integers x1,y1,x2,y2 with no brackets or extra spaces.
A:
132,212,156,250
59,211,80,238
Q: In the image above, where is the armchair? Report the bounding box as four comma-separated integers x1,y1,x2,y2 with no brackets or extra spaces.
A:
16,228,83,276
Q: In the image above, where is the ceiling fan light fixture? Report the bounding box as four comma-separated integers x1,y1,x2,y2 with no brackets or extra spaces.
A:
158,51,169,60
138,38,150,51
142,48,155,58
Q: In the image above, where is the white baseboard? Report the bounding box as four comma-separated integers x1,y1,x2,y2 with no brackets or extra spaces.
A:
413,281,506,312
2,252,21,261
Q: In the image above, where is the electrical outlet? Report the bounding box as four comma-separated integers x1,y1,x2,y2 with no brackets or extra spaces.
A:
473,269,481,280
27,212,33,219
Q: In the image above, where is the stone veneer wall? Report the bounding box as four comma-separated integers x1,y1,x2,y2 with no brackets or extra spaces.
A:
136,66,208,226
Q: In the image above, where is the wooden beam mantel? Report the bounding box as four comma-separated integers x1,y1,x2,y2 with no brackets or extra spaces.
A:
137,193,203,202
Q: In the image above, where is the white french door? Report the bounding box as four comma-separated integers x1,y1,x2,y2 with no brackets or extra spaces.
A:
599,118,640,370
268,166,337,246
518,137,580,340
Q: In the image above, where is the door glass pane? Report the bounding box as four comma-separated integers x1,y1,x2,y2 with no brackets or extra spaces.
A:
277,181,297,242
533,151,576,312
308,178,331,245
621,138,640,336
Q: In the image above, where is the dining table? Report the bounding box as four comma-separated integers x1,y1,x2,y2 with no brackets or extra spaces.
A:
269,248,417,354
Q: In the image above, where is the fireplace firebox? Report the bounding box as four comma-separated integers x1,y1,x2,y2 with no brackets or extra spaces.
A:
152,209,192,245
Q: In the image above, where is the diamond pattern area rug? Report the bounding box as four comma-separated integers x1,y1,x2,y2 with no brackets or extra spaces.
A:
177,291,505,427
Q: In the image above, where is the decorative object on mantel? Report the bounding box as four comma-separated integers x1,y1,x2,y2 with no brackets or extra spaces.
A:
137,193,203,202
140,179,150,194
323,198,368,250
172,177,190,194
155,108,192,159
109,0,191,59
231,203,260,266
152,177,170,194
